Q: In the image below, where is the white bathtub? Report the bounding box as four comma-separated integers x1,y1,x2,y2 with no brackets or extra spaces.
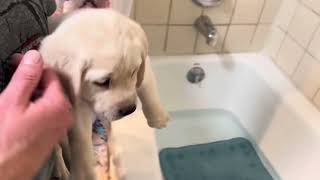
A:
112,53,320,180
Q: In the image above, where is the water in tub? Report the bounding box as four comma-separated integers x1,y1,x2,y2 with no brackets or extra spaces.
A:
156,109,280,180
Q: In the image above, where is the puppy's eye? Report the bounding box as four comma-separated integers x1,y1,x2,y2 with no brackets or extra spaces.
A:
93,77,111,89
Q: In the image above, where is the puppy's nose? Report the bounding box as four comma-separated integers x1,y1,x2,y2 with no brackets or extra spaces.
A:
118,104,136,117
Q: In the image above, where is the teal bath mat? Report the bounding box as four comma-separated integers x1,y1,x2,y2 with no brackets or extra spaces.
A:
159,138,273,180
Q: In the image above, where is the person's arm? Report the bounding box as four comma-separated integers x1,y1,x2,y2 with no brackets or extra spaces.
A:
0,51,74,180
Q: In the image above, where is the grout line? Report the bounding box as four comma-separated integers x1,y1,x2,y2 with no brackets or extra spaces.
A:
228,23,260,26
277,33,306,78
257,0,267,25
273,2,300,62
273,29,287,62
249,25,258,45
141,24,169,26
193,31,200,54
275,0,299,34
285,15,320,51
306,50,320,63
163,0,173,53
284,2,299,33
305,23,320,51
221,0,238,53
291,51,306,78
133,0,137,20
249,0,267,45
312,88,320,101
285,33,306,51
140,23,271,27
300,0,320,16
141,22,267,26
258,22,273,25
277,24,287,33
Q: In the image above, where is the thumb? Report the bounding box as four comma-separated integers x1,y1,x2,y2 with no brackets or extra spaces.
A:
5,50,44,105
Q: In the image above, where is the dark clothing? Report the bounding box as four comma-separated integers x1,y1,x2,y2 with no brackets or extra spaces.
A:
0,0,56,91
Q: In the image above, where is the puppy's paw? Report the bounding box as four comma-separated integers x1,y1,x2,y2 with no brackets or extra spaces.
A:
147,111,170,129
111,146,123,167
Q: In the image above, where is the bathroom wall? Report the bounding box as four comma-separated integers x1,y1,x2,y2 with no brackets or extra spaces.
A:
132,0,282,55
264,0,320,109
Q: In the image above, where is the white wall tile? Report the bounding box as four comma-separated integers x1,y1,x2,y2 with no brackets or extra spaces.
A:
166,26,197,54
263,26,286,59
260,0,283,23
275,0,299,31
224,25,256,52
142,25,167,55
204,0,236,25
251,24,271,51
196,26,228,53
231,0,264,24
276,35,305,75
308,27,320,61
135,0,170,24
170,0,202,25
293,53,320,99
288,5,320,48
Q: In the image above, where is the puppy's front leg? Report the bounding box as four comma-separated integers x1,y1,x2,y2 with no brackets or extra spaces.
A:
53,145,70,180
69,104,96,180
137,57,169,128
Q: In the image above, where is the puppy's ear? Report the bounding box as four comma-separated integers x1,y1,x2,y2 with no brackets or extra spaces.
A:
57,59,88,105
135,26,148,88
40,39,87,105
136,55,146,87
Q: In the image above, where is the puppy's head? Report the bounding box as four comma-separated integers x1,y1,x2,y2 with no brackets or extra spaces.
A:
41,9,147,122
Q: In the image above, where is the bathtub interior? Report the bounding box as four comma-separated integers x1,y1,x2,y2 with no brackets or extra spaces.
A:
151,54,282,179
112,54,320,180
151,54,320,180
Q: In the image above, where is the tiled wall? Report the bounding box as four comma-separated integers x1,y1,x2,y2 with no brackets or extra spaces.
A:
264,0,320,109
132,0,282,55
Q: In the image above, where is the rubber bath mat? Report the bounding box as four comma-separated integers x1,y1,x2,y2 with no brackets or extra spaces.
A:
159,138,273,180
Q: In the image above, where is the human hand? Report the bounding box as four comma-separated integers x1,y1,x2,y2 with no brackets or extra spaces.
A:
0,50,74,180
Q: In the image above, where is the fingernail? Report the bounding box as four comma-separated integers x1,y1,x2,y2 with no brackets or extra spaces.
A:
23,50,41,65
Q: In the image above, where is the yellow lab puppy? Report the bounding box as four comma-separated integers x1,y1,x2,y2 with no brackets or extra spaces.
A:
40,9,169,180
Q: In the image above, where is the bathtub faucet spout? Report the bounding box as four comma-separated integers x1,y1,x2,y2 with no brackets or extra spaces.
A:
194,15,218,47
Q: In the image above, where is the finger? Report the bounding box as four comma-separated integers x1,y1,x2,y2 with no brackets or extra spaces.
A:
29,69,74,130
35,68,72,112
4,50,44,106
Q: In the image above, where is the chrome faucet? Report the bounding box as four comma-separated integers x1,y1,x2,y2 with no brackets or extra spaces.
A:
194,15,218,47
